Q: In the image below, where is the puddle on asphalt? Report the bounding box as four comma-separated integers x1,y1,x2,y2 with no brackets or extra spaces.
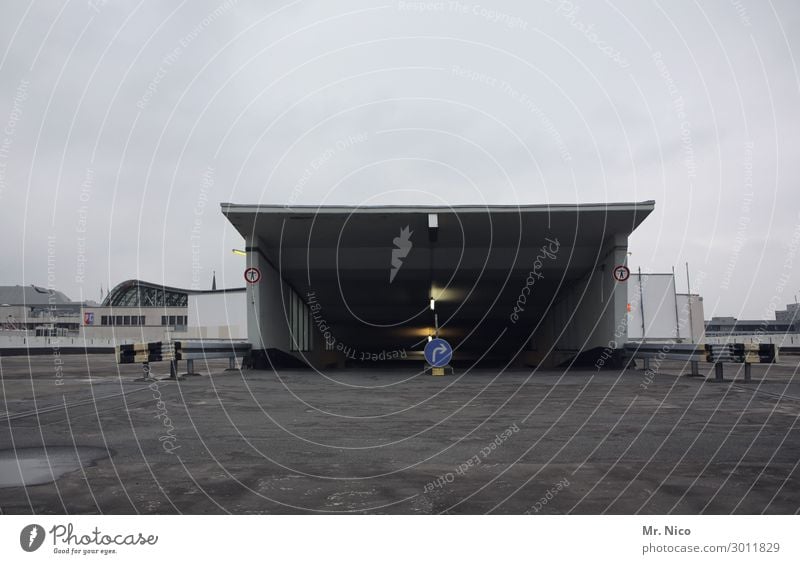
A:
0,446,110,488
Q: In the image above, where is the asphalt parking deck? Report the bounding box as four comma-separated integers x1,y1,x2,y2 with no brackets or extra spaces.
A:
1,354,799,514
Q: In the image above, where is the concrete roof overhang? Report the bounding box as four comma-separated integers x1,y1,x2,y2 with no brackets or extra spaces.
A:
222,202,654,353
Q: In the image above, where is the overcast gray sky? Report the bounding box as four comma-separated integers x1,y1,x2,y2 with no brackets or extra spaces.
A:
0,0,798,319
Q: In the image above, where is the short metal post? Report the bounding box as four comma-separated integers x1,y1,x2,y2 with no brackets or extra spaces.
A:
229,356,236,370
643,358,650,372
744,363,752,383
170,359,177,379
141,361,154,382
690,360,699,377
714,363,724,382
182,358,201,377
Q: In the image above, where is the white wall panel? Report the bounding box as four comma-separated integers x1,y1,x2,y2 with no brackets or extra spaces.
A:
627,273,679,340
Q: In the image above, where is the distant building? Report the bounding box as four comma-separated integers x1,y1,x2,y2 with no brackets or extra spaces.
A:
705,305,800,337
81,279,246,341
775,302,800,325
0,285,82,335
1,279,246,342
80,279,191,340
221,201,655,368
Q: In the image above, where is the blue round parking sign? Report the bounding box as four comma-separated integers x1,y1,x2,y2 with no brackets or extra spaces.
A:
424,338,453,367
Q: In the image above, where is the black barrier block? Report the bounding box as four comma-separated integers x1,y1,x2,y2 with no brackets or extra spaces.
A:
759,343,777,363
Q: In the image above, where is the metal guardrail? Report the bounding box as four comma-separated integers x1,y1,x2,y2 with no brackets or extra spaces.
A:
624,342,778,382
0,336,132,356
623,343,704,361
115,340,252,380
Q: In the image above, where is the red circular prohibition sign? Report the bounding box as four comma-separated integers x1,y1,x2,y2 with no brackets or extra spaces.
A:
244,267,261,284
613,265,630,282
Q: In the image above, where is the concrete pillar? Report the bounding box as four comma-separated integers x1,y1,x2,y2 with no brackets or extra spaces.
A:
244,234,307,366
245,235,290,353
245,233,264,352
536,233,629,357
608,234,630,349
